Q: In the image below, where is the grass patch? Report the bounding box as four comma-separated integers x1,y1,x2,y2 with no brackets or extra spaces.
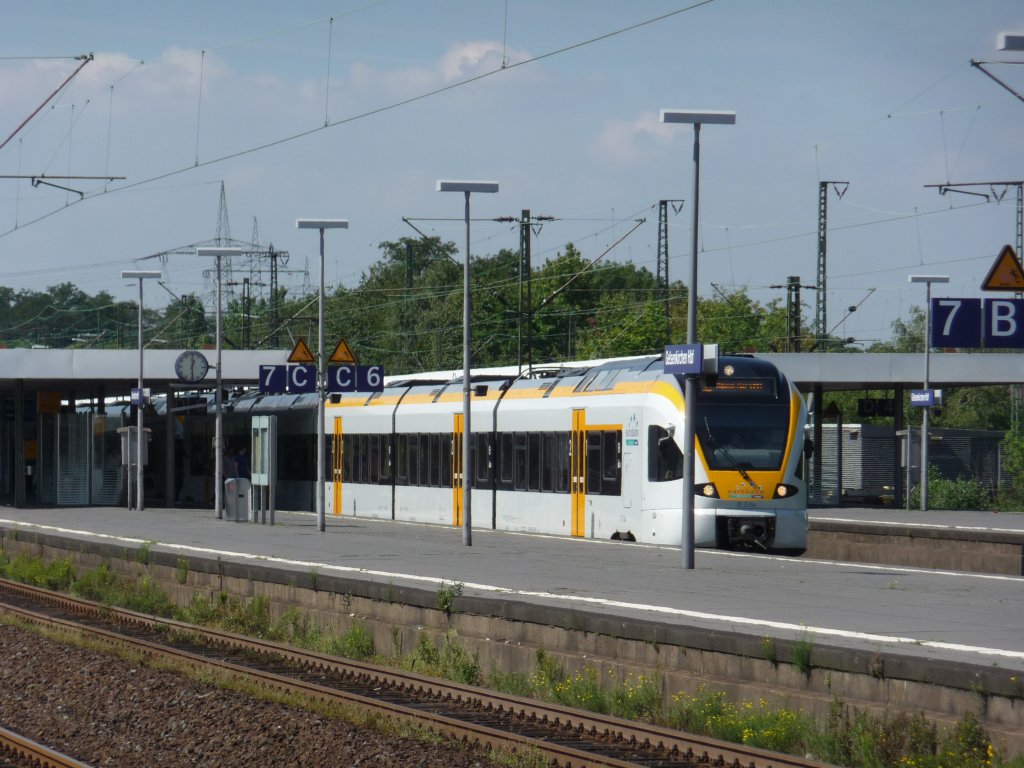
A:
792,634,814,676
175,554,189,585
0,553,74,591
400,630,481,685
437,580,463,617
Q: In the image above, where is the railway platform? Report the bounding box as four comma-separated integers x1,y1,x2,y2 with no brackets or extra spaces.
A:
807,507,1024,575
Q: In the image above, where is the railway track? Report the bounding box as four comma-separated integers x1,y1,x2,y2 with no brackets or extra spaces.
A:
0,725,92,768
0,578,833,768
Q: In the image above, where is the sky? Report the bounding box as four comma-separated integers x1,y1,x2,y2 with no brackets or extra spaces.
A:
1,0,1023,350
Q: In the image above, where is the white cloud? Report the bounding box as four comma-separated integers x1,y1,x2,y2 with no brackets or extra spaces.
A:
347,40,534,98
590,111,675,166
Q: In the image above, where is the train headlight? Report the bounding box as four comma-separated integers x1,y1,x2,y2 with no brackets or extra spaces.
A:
696,483,719,498
773,483,798,499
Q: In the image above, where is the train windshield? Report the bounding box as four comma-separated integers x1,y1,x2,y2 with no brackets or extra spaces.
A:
694,375,791,471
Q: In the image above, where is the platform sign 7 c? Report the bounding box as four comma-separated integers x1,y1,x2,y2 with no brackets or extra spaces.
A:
258,364,317,394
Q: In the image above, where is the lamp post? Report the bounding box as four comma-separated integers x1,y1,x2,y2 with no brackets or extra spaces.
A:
436,180,499,547
660,109,735,569
197,247,241,520
121,270,161,511
908,274,949,511
296,219,349,534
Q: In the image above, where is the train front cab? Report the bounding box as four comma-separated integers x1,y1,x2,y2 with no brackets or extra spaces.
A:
640,359,808,553
691,360,808,554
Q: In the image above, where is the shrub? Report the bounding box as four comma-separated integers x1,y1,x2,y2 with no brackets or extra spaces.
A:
910,470,992,511
326,623,375,661
2,554,74,591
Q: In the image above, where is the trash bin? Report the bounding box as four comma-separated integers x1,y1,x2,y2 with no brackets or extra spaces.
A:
224,478,251,522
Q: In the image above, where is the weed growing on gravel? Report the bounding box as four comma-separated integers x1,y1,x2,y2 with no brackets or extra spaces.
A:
72,564,176,617
484,652,1024,768
0,553,74,591
437,580,463,617
401,630,481,685
325,623,375,661
174,554,189,585
135,540,153,565
792,634,814,676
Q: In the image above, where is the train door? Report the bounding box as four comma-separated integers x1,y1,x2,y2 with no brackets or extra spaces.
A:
452,412,464,527
570,409,586,537
332,417,343,515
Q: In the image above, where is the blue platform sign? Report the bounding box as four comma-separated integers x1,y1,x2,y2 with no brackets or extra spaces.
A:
287,364,317,393
259,365,287,394
931,298,982,348
910,389,940,407
259,363,384,394
664,344,702,375
983,299,1024,349
327,364,385,393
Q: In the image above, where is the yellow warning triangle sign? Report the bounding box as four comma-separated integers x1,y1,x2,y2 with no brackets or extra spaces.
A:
288,338,316,363
329,338,358,364
981,244,1024,291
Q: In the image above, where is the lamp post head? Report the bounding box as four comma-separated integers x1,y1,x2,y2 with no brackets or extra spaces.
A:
296,219,349,230
908,275,950,284
997,32,1024,51
436,180,499,194
660,109,736,125
121,271,162,280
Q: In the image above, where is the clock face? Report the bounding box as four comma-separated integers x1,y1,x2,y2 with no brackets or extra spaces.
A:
175,351,209,383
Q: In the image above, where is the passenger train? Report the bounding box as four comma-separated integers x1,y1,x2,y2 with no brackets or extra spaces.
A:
321,354,809,553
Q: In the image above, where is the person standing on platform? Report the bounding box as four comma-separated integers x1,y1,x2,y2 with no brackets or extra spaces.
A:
233,445,250,481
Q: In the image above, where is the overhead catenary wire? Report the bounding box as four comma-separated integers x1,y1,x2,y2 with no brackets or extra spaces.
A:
0,2,718,241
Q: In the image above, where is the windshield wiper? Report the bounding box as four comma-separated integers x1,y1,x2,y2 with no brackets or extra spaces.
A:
703,417,754,485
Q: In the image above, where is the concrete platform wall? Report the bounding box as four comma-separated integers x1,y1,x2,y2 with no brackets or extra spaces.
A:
4,528,1022,756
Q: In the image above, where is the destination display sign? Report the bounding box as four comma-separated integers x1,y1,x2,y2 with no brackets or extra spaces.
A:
702,378,773,395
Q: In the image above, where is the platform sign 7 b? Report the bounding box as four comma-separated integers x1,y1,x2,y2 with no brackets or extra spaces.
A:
328,364,384,393
983,299,1024,348
930,298,982,348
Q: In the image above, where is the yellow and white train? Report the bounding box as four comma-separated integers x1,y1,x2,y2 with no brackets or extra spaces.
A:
323,354,809,553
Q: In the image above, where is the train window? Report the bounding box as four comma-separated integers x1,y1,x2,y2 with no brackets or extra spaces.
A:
514,433,527,491
527,432,541,491
418,434,429,486
499,432,514,485
648,425,683,482
279,434,315,482
419,434,428,487
602,431,621,495
555,432,570,493
429,434,441,487
380,434,392,484
474,433,490,486
358,434,370,484
408,433,420,486
368,434,380,484
586,432,602,494
540,433,554,492
395,434,408,485
441,434,453,486
342,434,354,483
